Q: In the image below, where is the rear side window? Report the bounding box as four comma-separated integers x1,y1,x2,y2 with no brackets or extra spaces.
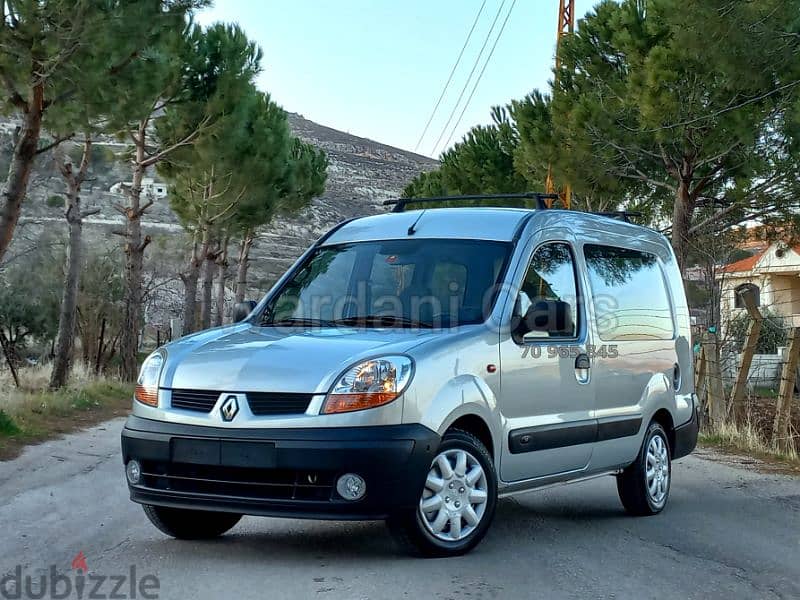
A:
584,245,674,341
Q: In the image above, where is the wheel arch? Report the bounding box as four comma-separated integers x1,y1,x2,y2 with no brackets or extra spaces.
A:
446,414,495,459
650,408,676,457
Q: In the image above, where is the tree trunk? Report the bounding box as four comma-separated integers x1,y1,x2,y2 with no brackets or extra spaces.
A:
95,317,106,375
0,86,44,262
0,334,20,388
671,178,694,277
199,246,216,330
119,129,152,382
49,202,83,388
235,231,254,303
50,140,92,389
213,236,230,327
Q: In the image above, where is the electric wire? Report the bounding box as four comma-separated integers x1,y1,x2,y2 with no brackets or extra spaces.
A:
440,0,518,152
414,0,488,153
429,0,508,157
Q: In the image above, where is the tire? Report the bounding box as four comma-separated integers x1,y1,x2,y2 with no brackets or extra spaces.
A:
387,428,497,557
617,421,671,516
142,504,242,539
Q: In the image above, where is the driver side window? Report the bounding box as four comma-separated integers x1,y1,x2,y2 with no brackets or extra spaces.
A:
518,242,579,339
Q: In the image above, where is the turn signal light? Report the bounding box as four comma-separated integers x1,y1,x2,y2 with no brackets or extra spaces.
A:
322,392,398,414
134,385,158,407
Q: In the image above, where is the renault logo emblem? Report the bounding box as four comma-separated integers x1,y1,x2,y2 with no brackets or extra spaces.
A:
220,395,239,422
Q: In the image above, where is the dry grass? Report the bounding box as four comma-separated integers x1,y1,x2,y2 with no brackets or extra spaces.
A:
0,362,133,460
700,420,799,473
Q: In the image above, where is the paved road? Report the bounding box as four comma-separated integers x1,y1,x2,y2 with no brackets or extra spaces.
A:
1,419,798,600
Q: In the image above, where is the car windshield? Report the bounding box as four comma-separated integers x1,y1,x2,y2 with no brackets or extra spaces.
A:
262,238,512,328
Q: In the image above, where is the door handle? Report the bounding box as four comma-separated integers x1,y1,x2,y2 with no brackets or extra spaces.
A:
574,352,591,384
575,353,591,370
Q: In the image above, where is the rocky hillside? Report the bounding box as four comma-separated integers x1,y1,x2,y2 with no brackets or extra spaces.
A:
0,113,437,286
255,113,438,281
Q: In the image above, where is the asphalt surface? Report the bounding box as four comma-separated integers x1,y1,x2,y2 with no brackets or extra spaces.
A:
1,418,798,600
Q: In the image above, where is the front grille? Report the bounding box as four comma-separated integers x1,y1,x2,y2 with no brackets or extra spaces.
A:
140,461,335,502
169,389,313,415
170,389,220,412
247,392,313,416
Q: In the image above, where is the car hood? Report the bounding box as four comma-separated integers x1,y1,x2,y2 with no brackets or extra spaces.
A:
161,324,435,394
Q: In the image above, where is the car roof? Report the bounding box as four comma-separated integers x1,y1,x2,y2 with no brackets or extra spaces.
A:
323,208,533,244
322,207,666,248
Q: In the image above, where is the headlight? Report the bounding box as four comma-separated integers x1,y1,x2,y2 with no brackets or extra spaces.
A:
135,352,164,407
322,356,413,414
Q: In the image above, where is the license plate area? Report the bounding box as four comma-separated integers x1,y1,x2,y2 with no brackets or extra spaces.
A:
171,438,276,468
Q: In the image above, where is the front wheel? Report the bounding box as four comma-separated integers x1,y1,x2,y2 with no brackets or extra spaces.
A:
617,421,671,516
143,505,242,539
387,429,497,557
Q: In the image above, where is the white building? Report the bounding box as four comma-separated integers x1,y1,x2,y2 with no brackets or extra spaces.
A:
110,177,168,199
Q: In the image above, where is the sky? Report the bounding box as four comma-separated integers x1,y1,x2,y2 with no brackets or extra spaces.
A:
196,0,596,158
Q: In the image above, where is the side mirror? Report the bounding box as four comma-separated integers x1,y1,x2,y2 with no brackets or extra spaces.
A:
513,295,574,339
233,300,257,323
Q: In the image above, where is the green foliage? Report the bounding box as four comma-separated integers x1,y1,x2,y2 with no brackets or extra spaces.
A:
159,23,327,243
0,1,207,133
403,114,526,205
548,0,800,255
727,309,787,355
685,280,710,310
0,239,61,358
45,195,62,208
406,0,800,245
0,410,20,437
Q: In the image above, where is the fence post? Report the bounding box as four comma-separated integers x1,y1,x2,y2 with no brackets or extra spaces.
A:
773,326,800,453
729,288,763,420
694,342,707,428
706,330,726,429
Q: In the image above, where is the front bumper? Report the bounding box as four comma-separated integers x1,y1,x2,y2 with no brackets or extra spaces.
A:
121,416,439,520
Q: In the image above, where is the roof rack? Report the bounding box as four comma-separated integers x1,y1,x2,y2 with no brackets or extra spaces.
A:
594,211,643,224
383,192,561,213
382,193,642,224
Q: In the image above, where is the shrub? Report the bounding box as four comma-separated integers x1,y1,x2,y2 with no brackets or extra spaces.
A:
727,309,787,354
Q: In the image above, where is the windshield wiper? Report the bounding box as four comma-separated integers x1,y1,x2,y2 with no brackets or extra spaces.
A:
330,315,433,329
263,317,335,328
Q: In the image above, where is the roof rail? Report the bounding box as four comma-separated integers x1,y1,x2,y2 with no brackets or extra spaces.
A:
593,211,642,223
383,192,560,213
381,193,643,224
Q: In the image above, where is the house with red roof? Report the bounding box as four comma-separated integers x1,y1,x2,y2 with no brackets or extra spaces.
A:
716,241,800,387
718,241,800,319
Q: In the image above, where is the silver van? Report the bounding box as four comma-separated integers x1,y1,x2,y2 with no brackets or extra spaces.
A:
122,196,698,557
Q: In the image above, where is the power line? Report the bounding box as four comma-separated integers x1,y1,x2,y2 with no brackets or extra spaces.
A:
429,0,508,158
441,0,518,152
414,0,488,153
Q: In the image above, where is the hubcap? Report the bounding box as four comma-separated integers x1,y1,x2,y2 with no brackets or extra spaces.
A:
418,448,488,542
645,433,670,506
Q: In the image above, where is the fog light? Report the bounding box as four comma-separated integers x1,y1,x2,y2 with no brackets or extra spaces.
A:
126,460,141,485
336,473,366,501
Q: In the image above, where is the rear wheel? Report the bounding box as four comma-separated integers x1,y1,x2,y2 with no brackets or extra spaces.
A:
387,429,497,557
143,505,242,539
617,421,671,516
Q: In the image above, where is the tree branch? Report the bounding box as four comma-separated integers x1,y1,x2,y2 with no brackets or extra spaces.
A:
35,133,74,155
